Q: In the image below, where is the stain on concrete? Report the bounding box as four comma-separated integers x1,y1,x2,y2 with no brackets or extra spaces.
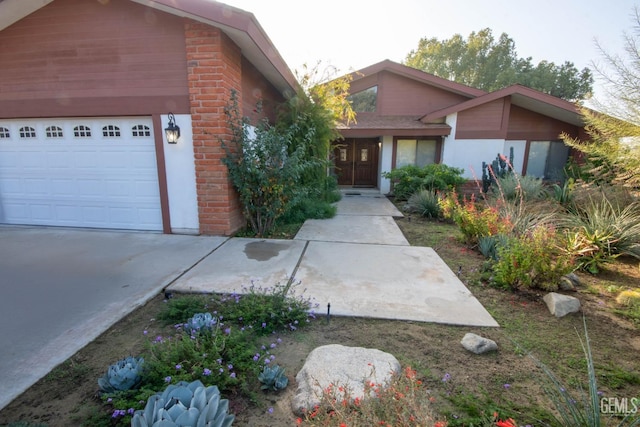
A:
243,240,289,261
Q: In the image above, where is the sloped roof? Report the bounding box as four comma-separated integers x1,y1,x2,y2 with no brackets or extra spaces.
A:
0,0,298,96
419,84,585,126
338,115,451,137
349,60,487,99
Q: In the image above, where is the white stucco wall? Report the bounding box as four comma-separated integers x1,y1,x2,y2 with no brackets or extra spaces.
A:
441,113,506,179
379,135,394,194
161,114,199,235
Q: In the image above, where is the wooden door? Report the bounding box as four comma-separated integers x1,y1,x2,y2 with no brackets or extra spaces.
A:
332,139,379,187
333,141,353,185
353,139,378,187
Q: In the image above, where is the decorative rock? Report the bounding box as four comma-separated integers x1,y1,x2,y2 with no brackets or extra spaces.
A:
559,273,581,291
543,292,581,317
460,333,498,354
291,344,400,415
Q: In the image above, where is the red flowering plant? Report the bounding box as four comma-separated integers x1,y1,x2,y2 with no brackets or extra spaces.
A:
298,366,446,427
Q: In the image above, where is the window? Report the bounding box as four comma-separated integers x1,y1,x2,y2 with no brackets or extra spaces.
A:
102,125,121,137
526,141,570,180
396,139,437,168
0,127,9,139
46,126,64,138
132,124,151,137
74,125,91,137
19,126,36,138
348,86,377,112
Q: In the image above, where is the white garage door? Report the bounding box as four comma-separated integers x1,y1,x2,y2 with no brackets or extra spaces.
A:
0,117,163,231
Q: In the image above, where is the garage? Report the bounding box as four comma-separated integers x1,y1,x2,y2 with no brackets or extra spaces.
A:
0,117,163,231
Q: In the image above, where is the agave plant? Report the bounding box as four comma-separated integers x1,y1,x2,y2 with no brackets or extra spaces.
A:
184,312,218,334
98,356,144,393
131,380,235,427
258,364,288,391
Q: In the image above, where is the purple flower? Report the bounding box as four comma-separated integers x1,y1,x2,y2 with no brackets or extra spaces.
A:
253,354,260,361
270,343,277,349
143,330,148,335
219,368,224,373
175,364,182,370
267,407,274,414
127,408,135,415
217,358,223,365
164,376,172,383
503,383,510,390
224,327,231,335
107,397,113,403
442,373,451,382
203,368,212,376
264,359,271,364
230,372,236,378
277,338,282,343
262,322,267,328
227,364,233,370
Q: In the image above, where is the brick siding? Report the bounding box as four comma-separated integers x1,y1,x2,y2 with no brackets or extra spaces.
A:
185,23,245,235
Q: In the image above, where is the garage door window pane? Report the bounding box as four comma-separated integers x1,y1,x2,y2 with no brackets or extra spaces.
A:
0,127,9,138
103,125,121,137
74,125,91,137
20,127,36,138
46,126,63,138
132,125,151,137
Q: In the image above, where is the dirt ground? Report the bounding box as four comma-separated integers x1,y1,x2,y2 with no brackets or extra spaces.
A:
1,216,639,426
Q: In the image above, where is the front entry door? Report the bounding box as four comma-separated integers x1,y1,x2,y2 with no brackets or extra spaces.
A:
332,138,379,187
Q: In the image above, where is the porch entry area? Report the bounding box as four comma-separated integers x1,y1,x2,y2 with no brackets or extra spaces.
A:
332,138,379,187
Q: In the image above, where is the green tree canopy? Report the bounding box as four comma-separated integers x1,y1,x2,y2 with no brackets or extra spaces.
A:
404,28,593,101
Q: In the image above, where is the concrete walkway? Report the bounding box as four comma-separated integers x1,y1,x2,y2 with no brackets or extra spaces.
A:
169,191,498,327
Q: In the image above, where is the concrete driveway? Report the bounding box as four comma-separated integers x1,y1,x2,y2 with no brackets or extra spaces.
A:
0,227,228,411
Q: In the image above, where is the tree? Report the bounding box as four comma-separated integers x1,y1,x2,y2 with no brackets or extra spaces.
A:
404,28,593,101
561,9,640,193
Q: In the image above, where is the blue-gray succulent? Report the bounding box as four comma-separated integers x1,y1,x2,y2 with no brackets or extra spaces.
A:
98,356,144,393
258,364,288,391
131,380,234,427
184,312,218,334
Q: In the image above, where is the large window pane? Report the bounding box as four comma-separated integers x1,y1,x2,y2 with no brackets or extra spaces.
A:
396,139,416,167
527,141,550,178
416,140,436,167
348,86,377,112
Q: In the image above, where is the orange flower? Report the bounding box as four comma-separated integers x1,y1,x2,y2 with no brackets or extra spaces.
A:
434,421,447,427
496,418,517,427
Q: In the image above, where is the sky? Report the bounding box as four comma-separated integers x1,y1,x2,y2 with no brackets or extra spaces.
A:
222,0,638,99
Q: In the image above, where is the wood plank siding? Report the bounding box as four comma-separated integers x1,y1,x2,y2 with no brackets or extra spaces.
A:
0,0,190,118
507,105,580,140
456,98,508,139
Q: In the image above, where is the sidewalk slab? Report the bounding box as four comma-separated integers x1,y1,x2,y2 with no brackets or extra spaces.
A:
168,238,306,294
292,241,499,327
294,215,409,245
336,194,404,217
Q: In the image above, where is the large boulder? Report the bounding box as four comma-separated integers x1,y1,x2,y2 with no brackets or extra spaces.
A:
291,344,400,415
543,292,581,317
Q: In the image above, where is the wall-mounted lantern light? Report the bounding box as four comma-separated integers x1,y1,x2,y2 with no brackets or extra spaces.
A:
165,112,180,144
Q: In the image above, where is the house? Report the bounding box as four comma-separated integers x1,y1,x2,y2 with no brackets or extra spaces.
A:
0,0,297,235
334,60,587,194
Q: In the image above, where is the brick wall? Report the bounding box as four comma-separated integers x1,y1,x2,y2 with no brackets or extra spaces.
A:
185,22,245,235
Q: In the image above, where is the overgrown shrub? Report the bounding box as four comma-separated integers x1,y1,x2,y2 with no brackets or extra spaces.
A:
405,189,442,218
493,225,574,291
440,192,512,244
383,164,466,200
222,93,319,237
